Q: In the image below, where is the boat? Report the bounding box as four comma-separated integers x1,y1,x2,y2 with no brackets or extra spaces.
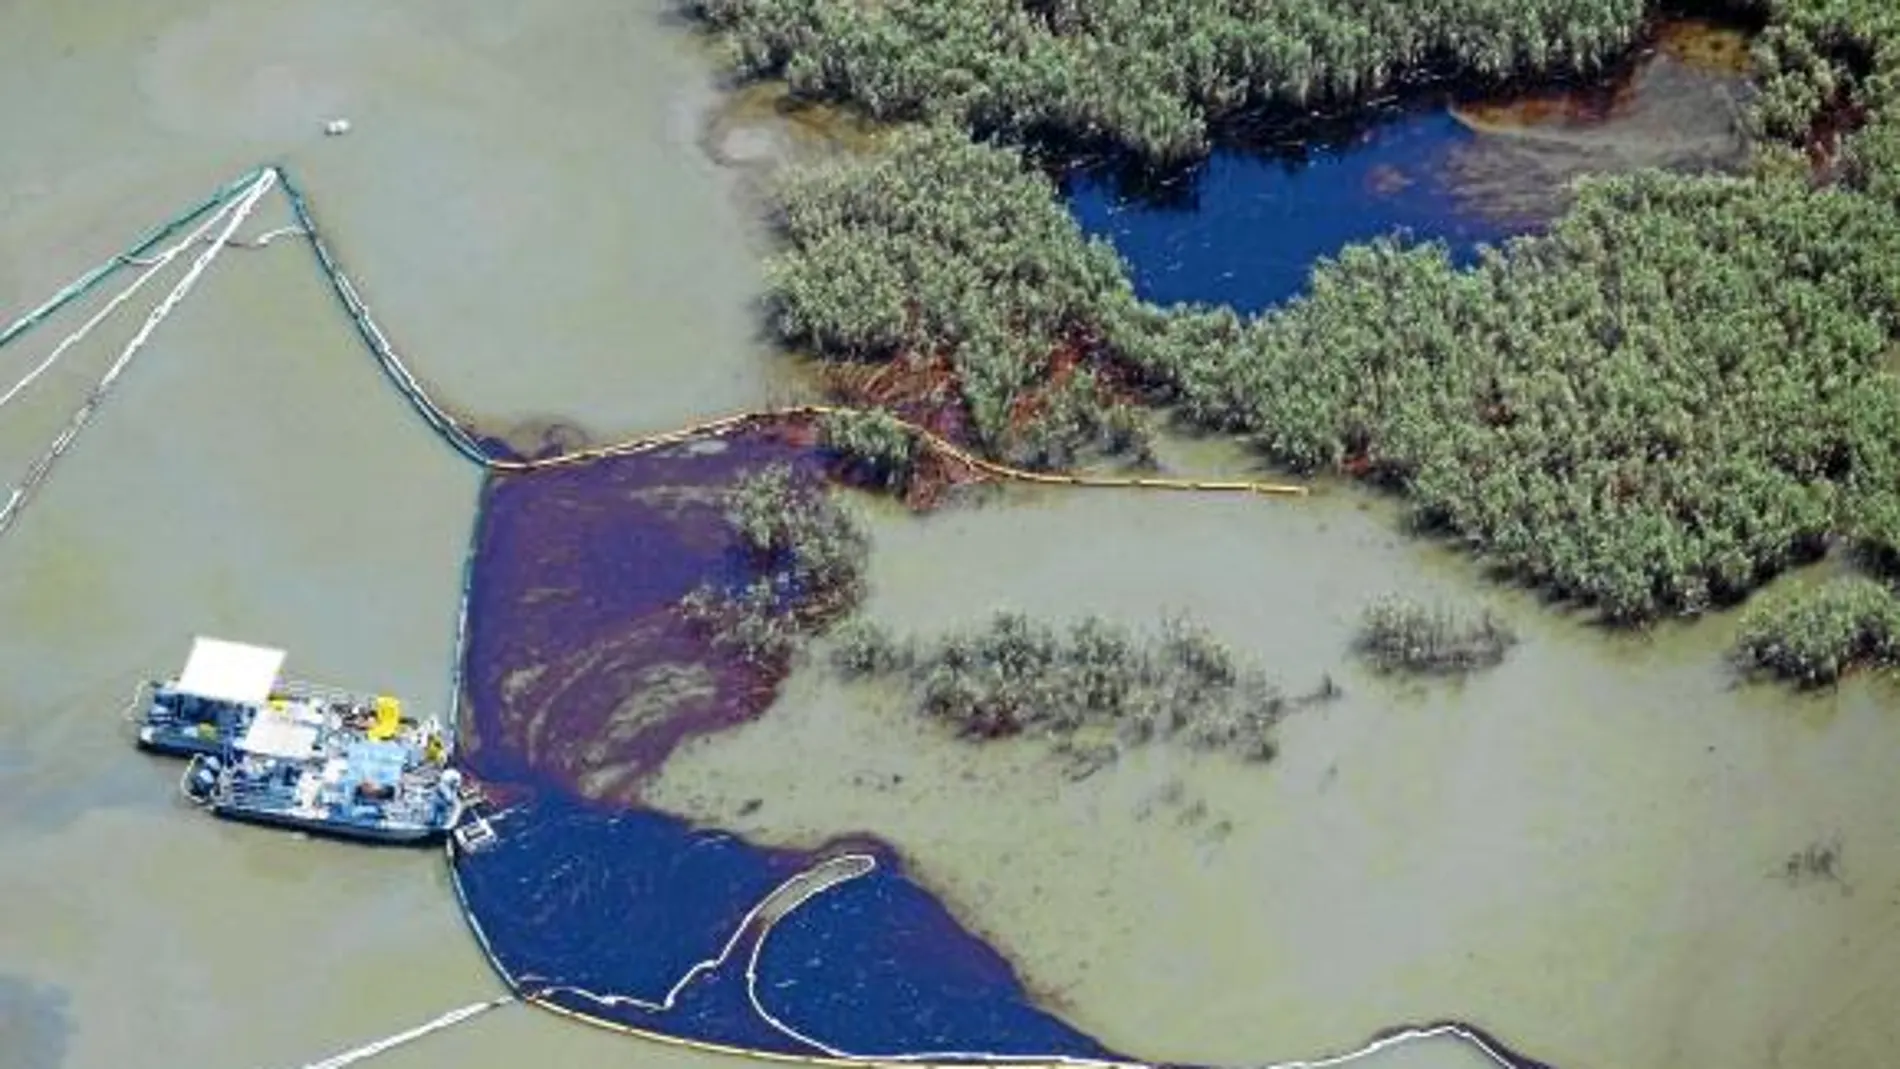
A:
131,636,475,845
181,717,468,845
130,637,359,758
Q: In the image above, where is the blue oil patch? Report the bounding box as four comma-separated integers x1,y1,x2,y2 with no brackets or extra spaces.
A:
452,429,1123,1059
755,863,1121,1059
455,792,1120,1058
1064,108,1522,313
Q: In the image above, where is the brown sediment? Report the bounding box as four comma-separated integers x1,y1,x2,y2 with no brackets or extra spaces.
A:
1004,329,1133,431
1804,93,1871,178
699,81,889,173
814,352,992,510
1449,75,1638,134
1448,18,1752,137
1653,17,1755,77
470,417,596,463
818,352,971,444
812,327,1150,510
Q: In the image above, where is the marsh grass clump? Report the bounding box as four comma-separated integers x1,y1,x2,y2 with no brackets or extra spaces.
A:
831,611,1315,762
829,617,916,676
682,463,870,661
817,407,920,493
1354,595,1518,675
1731,576,1900,686
1001,366,1159,470
763,125,1900,625
767,124,1154,463
727,463,868,604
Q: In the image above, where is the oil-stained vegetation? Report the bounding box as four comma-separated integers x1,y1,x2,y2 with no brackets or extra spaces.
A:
690,0,1900,677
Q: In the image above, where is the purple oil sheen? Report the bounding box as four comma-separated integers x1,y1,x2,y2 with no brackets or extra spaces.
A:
459,427,823,795
453,426,1122,1057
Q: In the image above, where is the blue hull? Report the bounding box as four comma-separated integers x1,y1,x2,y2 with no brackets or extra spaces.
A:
135,726,227,759
207,803,449,846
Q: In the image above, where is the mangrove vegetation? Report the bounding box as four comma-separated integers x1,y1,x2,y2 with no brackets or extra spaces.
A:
718,0,1900,647
829,612,1308,761
769,122,1900,625
690,0,1662,161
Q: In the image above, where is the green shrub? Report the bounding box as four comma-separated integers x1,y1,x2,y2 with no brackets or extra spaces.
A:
830,611,1301,761
768,123,1150,460
727,463,868,604
682,464,871,660
817,408,920,492
706,0,1900,626
1732,575,1900,685
764,126,1900,624
829,617,916,675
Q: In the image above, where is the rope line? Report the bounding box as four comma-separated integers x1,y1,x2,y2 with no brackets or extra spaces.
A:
0,167,265,352
123,225,308,266
268,168,1306,497
289,994,517,1069
0,192,252,413
0,169,278,539
480,403,1310,498
275,168,493,466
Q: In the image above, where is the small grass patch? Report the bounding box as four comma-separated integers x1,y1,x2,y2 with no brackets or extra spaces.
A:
831,611,1340,762
1352,594,1518,675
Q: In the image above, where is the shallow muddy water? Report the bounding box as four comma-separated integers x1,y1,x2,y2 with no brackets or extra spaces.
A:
1065,22,1752,312
648,453,1900,1069
0,0,780,447
6,5,1895,1069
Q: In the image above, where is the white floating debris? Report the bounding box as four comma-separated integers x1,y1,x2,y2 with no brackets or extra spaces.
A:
324,118,352,136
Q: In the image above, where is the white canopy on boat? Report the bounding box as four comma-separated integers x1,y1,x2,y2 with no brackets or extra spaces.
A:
175,637,286,705
236,710,322,761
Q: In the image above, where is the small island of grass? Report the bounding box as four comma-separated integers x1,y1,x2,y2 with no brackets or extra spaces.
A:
830,612,1342,763
1353,594,1519,675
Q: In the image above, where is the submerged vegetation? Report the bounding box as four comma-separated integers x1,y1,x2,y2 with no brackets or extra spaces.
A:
1731,575,1900,685
681,463,869,660
830,612,1333,762
1354,595,1518,675
710,0,1900,642
1772,835,1850,892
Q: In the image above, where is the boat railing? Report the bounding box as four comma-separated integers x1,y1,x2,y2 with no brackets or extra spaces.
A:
223,778,287,803
270,678,377,705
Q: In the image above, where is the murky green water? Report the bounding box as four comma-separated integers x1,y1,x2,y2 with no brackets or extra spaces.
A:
649,440,1900,1069
5,3,1897,1069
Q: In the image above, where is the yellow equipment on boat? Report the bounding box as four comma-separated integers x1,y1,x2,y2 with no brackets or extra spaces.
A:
369,695,403,740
